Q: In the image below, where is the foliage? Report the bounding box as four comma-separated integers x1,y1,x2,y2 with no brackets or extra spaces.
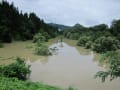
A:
95,51,120,82
110,20,120,36
64,21,120,53
0,77,76,90
35,40,51,56
0,57,31,80
85,41,92,49
77,36,91,47
69,33,80,40
0,1,58,43
0,77,63,90
33,33,46,43
0,42,4,48
41,31,50,41
64,24,86,40
92,36,120,53
35,44,51,56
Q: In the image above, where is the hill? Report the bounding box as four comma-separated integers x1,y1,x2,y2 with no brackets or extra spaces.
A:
49,23,70,30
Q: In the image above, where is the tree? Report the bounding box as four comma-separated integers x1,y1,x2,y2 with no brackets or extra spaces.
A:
77,36,91,46
92,36,120,53
33,33,46,43
0,57,31,80
95,51,120,82
0,1,58,43
110,20,120,36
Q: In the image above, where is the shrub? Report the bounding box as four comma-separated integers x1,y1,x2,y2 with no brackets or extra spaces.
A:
95,51,120,82
0,77,63,90
35,40,51,56
41,32,50,42
85,41,92,49
0,57,31,80
92,36,120,53
35,44,51,56
77,36,91,46
69,33,80,40
33,33,46,43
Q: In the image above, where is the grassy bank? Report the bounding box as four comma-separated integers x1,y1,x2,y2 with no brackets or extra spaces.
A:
0,77,64,90
0,57,75,90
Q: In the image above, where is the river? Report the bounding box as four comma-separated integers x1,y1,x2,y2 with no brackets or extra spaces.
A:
28,42,120,90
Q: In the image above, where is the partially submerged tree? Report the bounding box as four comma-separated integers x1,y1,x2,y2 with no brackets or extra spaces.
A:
0,57,31,80
95,51,120,82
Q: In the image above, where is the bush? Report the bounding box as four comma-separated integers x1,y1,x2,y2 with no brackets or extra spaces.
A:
35,40,51,56
0,77,63,90
33,33,46,43
92,36,120,53
35,44,51,56
77,36,91,46
41,32,50,42
85,41,92,49
69,33,80,40
95,51,120,82
0,57,31,80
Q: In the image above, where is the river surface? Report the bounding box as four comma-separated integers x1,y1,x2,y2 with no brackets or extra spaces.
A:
28,42,120,90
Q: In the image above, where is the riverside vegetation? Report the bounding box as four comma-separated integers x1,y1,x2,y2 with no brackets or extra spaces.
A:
0,58,75,90
33,33,52,56
0,0,120,89
64,21,120,81
0,1,75,90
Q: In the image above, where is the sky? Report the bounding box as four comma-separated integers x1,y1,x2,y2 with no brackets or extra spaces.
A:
4,0,120,26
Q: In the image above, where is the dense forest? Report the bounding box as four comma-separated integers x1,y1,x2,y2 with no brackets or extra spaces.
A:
0,1,58,43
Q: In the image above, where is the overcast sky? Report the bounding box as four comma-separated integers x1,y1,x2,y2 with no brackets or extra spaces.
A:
4,0,120,26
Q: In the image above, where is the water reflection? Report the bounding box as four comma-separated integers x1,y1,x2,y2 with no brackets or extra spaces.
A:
29,42,120,90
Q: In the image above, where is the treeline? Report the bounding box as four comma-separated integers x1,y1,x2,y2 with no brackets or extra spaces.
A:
0,1,58,43
64,21,120,53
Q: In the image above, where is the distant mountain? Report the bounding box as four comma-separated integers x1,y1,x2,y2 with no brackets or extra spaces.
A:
48,23,71,30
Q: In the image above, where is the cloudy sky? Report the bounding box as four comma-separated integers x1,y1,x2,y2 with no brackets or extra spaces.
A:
5,0,120,26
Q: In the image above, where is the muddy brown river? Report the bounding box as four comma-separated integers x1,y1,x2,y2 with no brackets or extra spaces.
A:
27,42,120,90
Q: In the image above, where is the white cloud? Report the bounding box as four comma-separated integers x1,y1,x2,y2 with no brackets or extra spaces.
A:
5,0,120,26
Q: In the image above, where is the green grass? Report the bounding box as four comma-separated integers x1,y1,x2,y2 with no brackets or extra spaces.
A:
0,77,76,90
0,77,62,90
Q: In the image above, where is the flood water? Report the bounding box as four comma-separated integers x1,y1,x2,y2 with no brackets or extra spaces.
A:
28,42,120,90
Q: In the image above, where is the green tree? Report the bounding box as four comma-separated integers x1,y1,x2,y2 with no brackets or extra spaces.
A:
110,20,120,36
33,33,46,43
92,36,120,53
0,1,58,42
95,51,120,82
0,57,31,80
77,36,91,46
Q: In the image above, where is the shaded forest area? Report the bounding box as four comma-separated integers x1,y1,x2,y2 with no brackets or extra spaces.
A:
0,1,58,43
